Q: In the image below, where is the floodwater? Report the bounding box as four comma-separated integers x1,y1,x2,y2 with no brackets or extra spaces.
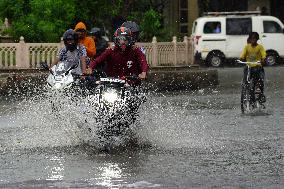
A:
0,67,283,189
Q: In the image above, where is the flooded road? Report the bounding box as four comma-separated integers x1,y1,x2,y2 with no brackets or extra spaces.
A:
0,66,283,188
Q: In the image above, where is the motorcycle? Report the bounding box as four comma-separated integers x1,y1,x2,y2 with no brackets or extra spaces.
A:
237,60,266,113
42,62,147,148
84,74,147,142
41,61,81,91
41,61,86,113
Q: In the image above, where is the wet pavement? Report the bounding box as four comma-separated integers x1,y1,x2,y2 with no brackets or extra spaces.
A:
0,66,283,188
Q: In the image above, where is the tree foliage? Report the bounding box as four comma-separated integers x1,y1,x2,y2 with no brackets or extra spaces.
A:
0,0,76,42
140,9,161,41
0,0,172,42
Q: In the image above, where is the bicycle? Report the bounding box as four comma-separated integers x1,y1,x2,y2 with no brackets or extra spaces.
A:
236,60,266,113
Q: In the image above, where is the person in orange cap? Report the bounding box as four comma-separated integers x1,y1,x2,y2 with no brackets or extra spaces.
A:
74,22,96,65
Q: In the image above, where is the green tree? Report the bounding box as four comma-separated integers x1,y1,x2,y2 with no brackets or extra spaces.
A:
139,9,161,41
0,0,173,42
73,0,172,41
0,0,76,42
0,0,30,19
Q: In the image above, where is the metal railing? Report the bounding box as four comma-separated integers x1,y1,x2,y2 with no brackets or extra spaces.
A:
0,36,193,69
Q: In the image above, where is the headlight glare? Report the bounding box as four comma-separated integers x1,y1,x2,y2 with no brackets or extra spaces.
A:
102,90,118,104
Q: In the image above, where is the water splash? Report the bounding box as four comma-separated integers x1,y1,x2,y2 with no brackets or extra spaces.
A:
0,88,147,152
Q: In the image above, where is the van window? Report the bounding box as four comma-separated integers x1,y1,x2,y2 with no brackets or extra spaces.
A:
203,22,221,34
263,21,282,33
226,18,252,35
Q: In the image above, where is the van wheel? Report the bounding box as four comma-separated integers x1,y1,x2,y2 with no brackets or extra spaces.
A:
207,52,224,67
266,51,278,66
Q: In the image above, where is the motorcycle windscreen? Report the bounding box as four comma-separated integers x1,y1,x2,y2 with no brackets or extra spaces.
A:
54,61,77,75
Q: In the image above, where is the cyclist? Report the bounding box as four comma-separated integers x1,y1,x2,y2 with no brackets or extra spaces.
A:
240,31,266,104
88,27,148,81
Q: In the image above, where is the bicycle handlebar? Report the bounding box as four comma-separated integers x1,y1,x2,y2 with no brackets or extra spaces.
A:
236,60,261,66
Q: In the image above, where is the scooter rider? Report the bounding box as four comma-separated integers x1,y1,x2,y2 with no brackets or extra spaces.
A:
240,31,266,104
87,27,148,81
50,29,87,76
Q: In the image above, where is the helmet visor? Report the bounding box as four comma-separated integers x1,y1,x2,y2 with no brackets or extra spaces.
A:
118,36,130,47
116,35,127,41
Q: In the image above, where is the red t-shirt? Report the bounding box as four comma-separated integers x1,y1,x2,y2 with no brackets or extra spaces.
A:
90,46,149,77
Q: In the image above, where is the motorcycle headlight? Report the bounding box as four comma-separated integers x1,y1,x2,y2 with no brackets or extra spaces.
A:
54,82,62,89
102,89,119,104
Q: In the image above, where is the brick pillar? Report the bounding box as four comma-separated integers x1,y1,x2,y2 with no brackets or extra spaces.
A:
172,36,177,65
183,36,189,65
152,36,158,67
16,36,29,69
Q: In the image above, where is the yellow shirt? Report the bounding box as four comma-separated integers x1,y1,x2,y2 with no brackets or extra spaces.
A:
240,43,266,67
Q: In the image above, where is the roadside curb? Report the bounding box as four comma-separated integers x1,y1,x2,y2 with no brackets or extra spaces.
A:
0,65,218,95
148,66,218,91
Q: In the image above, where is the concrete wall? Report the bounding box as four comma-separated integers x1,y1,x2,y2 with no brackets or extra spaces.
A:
0,67,219,95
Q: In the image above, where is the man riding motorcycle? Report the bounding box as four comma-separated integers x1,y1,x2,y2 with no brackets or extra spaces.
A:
50,29,87,76
87,27,149,81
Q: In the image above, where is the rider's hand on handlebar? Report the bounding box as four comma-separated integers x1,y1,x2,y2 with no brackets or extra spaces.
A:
138,72,147,80
247,62,255,67
261,60,266,66
86,68,93,75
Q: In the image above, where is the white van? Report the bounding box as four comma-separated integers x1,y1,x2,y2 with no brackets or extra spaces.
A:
191,11,284,67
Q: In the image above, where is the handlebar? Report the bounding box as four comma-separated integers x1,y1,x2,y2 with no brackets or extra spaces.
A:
236,60,261,66
125,75,140,81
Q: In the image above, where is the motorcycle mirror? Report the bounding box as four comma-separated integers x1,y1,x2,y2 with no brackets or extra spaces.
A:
64,63,79,76
71,63,78,69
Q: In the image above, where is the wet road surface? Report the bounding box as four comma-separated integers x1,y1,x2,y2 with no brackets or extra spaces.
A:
0,66,283,188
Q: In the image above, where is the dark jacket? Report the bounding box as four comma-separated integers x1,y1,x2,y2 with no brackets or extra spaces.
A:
90,46,149,78
95,37,108,57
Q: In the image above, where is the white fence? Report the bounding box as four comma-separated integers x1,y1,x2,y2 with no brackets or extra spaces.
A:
0,36,193,69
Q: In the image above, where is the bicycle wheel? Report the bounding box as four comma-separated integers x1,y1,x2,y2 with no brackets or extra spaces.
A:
241,83,251,113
